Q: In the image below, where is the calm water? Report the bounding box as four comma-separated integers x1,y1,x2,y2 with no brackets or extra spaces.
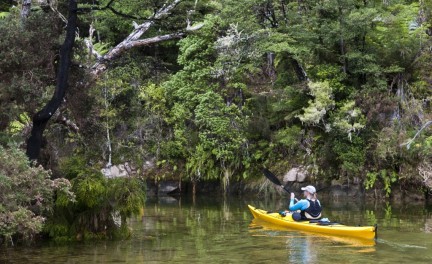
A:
1,195,432,263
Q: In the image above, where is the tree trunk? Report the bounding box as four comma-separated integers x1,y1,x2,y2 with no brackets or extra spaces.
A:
338,5,348,73
291,58,308,82
25,0,197,160
103,85,112,167
26,0,78,161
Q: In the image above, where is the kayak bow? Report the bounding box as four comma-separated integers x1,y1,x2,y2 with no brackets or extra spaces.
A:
248,205,376,240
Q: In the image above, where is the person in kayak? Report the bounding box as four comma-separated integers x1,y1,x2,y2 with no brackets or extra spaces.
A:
289,185,322,221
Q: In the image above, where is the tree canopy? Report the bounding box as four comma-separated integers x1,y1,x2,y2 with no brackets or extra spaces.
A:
1,0,432,242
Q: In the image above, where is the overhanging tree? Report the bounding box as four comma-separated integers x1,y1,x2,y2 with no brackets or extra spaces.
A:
26,0,78,160
25,0,203,161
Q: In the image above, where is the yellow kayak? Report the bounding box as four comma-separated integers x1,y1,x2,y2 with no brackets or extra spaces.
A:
248,205,376,240
249,218,376,248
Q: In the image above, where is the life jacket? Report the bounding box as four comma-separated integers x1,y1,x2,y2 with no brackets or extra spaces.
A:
301,199,322,219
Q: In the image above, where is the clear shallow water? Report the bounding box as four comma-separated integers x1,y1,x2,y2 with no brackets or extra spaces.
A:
1,196,431,263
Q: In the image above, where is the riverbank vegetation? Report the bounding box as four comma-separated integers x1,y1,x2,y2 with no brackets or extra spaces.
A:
1,0,431,244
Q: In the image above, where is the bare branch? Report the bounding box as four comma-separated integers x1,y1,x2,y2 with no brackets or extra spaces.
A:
91,0,185,76
129,32,186,47
48,0,68,23
127,24,203,48
91,31,189,75
53,111,80,133
84,0,202,76
401,120,432,149
118,0,182,44
84,23,102,60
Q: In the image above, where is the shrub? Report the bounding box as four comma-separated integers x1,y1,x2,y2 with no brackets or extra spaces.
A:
44,156,146,241
0,145,73,245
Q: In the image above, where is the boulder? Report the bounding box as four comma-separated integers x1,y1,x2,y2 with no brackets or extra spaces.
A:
296,169,308,182
101,164,128,178
283,167,309,183
283,168,298,182
124,162,136,175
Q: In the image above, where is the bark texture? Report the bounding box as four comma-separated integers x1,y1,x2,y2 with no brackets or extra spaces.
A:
91,0,183,76
26,0,78,161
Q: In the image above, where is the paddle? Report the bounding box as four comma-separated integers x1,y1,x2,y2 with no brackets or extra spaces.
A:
262,168,291,193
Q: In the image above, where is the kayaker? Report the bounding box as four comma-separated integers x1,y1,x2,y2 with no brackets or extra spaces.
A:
289,185,322,221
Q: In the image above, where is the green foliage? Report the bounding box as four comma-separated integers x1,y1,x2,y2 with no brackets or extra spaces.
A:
365,171,378,191
46,155,146,241
72,170,107,208
1,0,432,204
162,15,252,190
331,100,366,140
0,12,9,19
365,169,398,197
373,127,400,166
194,92,247,168
107,178,146,217
7,112,30,136
312,64,350,100
92,42,111,56
59,155,89,180
0,145,73,245
297,81,334,126
0,11,61,134
381,170,399,197
274,125,302,150
332,135,366,176
91,59,170,165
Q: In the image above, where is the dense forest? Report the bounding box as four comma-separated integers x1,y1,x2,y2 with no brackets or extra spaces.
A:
0,0,431,244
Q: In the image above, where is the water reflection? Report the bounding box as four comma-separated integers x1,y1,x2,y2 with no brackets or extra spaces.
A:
249,218,376,248
286,235,316,264
0,196,431,264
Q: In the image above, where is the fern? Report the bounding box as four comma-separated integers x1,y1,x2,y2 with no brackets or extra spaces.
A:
0,12,9,19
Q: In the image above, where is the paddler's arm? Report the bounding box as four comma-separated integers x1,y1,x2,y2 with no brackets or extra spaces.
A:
288,193,309,211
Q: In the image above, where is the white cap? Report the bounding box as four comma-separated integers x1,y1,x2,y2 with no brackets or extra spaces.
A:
301,185,316,194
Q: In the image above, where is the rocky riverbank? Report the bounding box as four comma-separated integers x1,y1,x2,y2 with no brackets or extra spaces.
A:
103,163,430,202
145,178,430,203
